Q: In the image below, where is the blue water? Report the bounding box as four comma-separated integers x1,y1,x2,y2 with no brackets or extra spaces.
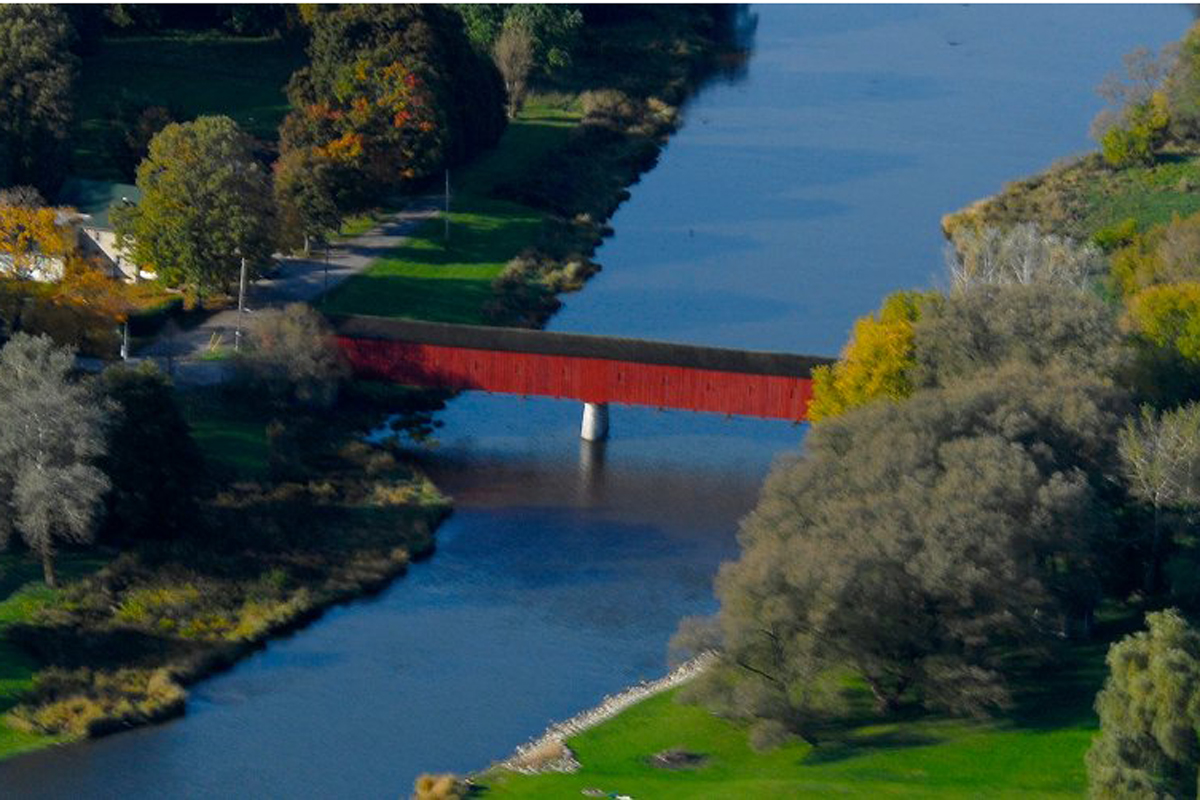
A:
1,5,1190,798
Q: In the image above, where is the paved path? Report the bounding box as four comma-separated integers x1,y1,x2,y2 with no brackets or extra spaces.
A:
133,196,441,383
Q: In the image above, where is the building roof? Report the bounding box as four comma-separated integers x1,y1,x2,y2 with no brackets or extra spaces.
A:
55,178,141,231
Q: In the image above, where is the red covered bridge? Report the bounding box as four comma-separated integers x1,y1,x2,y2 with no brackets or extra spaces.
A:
332,315,833,440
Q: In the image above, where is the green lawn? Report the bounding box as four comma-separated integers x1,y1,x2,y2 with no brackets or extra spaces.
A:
75,33,306,181
320,98,581,324
1079,153,1200,235
480,688,1095,799
946,149,1200,243
481,631,1116,798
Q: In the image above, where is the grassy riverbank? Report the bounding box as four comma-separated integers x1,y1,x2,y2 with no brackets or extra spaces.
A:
478,631,1116,798
942,149,1200,244
324,7,736,328
480,688,1093,799
0,383,449,758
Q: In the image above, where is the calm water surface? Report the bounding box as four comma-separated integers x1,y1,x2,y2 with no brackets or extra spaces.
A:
1,5,1190,798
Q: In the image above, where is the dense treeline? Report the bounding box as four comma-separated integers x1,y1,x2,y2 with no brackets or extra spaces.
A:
0,5,77,195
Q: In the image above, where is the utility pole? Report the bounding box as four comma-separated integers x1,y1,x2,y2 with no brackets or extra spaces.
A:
444,168,451,243
234,256,247,352
323,242,330,303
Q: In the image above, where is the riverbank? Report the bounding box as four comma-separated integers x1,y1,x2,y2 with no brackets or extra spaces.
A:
941,148,1200,245
493,653,718,776
0,6,737,766
475,625,1113,798
323,6,747,328
0,382,450,757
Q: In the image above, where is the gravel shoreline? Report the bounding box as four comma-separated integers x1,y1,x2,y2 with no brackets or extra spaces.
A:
494,652,718,775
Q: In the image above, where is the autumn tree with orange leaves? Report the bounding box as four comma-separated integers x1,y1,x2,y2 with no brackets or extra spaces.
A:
0,196,135,355
280,4,505,211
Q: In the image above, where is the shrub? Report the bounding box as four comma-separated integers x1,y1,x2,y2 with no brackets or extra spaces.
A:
1093,217,1139,251
581,89,641,129
412,773,468,800
1100,94,1170,169
1113,211,1200,298
238,303,349,408
115,583,204,629
946,223,1105,290
748,718,795,753
6,667,187,738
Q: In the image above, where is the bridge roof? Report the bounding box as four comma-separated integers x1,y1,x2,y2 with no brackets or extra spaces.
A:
331,315,833,378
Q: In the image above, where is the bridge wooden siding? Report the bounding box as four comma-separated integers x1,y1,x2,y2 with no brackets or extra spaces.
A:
332,316,830,422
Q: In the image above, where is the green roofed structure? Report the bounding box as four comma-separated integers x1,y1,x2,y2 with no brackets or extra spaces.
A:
57,177,141,231
55,177,146,281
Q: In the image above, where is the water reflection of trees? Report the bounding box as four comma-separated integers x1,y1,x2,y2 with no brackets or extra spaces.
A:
707,4,759,87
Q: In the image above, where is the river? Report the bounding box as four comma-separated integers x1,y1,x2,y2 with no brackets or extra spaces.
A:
1,5,1190,798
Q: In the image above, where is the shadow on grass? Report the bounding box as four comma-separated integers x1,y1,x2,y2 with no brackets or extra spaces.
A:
0,553,112,606
6,623,196,672
802,727,943,766
1006,613,1143,732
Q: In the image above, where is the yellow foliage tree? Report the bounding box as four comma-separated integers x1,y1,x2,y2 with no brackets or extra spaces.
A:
809,290,939,423
1109,211,1200,299
1126,281,1200,361
0,205,74,279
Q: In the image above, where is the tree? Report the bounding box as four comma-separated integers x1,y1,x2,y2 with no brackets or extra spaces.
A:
0,186,45,208
1087,609,1200,799
693,365,1124,734
238,303,349,408
1118,404,1200,594
106,101,175,182
913,283,1124,389
458,5,583,75
1100,95,1170,168
812,281,1124,424
274,147,341,255
1091,44,1176,168
455,5,506,52
1127,282,1200,364
493,23,534,118
0,334,110,586
113,116,276,296
1166,21,1200,140
0,202,74,279
504,5,583,74
0,5,77,194
945,223,1105,291
281,4,506,207
808,290,937,422
98,362,203,542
